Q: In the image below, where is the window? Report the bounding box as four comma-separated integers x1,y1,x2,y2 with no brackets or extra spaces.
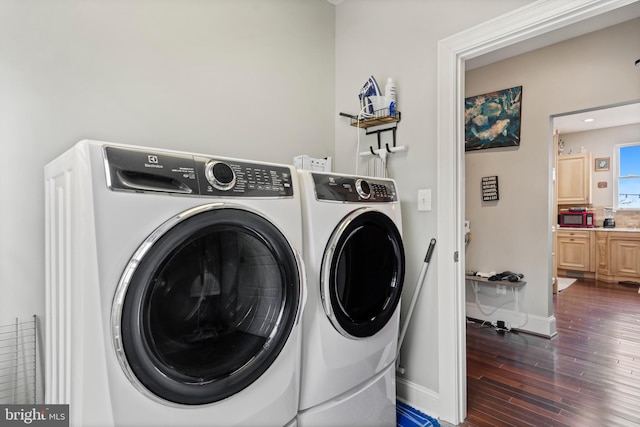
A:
614,142,640,209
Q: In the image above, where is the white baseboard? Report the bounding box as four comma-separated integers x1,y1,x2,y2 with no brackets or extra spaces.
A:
466,301,557,337
396,377,441,420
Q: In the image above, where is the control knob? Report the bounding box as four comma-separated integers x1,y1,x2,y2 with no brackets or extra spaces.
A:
205,161,236,191
355,179,371,200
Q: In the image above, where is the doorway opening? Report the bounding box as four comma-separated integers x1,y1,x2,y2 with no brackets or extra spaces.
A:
436,1,640,424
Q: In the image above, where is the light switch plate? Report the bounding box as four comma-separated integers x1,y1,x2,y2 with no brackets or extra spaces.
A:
418,189,431,211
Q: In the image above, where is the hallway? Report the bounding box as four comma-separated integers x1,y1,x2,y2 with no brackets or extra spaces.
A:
463,279,640,426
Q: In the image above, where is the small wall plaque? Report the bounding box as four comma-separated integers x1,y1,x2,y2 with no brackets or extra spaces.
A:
482,176,499,201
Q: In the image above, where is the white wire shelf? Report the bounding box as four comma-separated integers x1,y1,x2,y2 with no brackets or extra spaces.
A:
0,316,37,404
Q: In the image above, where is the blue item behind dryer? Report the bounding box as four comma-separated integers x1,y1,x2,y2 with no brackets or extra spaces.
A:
396,401,440,427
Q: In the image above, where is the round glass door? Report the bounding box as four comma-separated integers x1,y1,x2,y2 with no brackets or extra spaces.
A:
113,206,301,405
321,209,405,338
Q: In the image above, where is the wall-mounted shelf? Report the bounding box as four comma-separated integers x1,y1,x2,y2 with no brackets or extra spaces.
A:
340,110,401,129
340,109,404,156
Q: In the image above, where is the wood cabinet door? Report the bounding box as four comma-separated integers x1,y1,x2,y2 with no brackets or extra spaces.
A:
557,153,592,205
610,240,640,277
557,237,590,271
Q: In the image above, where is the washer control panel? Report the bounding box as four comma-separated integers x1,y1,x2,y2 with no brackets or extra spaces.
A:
312,173,397,202
103,146,293,197
194,156,293,197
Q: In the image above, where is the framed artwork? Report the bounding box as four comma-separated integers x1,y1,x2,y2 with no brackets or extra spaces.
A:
595,157,610,171
465,86,522,151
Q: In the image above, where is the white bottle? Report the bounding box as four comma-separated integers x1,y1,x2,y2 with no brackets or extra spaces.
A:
385,78,397,116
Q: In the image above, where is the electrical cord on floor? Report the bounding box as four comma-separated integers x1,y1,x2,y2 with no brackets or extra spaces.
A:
467,317,515,334
465,317,493,329
472,286,514,316
466,317,507,332
470,282,529,331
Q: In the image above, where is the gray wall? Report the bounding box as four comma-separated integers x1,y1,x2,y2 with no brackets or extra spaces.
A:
334,0,534,406
0,0,335,326
464,19,640,333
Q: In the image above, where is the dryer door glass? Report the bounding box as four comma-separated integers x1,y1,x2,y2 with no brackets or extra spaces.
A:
322,210,405,338
115,207,301,405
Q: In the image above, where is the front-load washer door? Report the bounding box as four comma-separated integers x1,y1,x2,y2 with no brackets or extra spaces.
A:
321,208,405,338
112,205,301,405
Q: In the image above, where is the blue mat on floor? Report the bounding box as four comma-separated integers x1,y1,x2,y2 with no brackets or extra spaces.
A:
397,401,440,427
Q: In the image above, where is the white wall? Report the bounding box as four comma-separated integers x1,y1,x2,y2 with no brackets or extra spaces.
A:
464,19,640,333
334,0,534,413
0,0,335,326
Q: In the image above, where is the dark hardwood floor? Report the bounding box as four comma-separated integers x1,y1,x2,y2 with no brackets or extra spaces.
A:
462,278,640,426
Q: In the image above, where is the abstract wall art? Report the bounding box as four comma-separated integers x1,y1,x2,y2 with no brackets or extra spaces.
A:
465,86,522,151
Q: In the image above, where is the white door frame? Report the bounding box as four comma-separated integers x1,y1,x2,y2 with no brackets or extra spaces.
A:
435,0,638,423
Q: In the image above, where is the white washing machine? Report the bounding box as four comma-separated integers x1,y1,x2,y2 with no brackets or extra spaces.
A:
44,140,306,426
296,170,405,427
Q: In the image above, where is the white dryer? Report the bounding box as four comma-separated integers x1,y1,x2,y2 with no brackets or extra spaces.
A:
296,170,405,427
44,140,305,427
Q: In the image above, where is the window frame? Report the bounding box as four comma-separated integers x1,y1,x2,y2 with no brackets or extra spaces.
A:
613,141,640,211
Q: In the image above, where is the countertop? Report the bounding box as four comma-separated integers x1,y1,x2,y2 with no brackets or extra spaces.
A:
558,226,640,232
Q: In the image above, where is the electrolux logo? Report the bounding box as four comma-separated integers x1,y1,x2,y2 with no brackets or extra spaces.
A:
145,154,163,169
1,405,68,426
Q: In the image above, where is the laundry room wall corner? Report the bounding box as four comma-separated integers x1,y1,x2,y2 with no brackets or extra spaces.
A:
0,0,335,391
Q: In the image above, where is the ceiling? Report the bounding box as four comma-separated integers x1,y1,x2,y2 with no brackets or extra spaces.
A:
553,102,640,134
466,2,640,70
465,2,640,135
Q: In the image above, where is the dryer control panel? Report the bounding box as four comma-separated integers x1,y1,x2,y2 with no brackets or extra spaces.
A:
312,173,398,202
103,146,293,197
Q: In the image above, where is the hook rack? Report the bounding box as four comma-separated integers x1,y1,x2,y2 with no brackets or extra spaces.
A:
361,144,407,159
367,126,398,152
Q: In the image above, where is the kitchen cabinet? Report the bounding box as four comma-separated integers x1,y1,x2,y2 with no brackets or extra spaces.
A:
594,231,640,282
558,229,640,282
557,153,592,205
557,229,592,272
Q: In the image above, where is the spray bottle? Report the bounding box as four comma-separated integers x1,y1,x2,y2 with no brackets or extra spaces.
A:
385,78,397,116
